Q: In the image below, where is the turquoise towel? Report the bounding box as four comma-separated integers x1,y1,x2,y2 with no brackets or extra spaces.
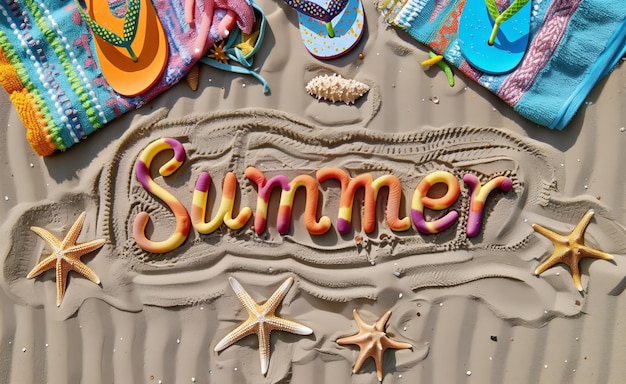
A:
379,0,626,130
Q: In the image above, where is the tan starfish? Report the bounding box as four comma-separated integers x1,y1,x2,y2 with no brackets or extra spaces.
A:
214,277,313,376
533,209,614,291
27,212,105,306
337,309,412,382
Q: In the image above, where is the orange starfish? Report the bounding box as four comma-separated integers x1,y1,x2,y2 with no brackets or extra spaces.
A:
208,41,229,64
27,212,105,306
337,309,412,382
214,277,313,376
533,209,614,291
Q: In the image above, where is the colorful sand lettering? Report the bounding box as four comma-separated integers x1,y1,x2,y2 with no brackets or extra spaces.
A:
133,138,513,253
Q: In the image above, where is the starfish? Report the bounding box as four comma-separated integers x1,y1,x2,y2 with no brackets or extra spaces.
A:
208,41,229,64
337,309,412,382
533,209,614,291
235,30,260,57
27,212,105,306
214,277,313,376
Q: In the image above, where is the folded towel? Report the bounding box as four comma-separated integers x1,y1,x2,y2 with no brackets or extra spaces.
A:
0,0,255,156
379,0,626,130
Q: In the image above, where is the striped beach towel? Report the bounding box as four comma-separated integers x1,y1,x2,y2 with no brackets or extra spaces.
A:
0,0,254,155
379,0,626,130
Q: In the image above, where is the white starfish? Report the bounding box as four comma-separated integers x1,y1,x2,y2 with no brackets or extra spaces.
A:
214,277,313,375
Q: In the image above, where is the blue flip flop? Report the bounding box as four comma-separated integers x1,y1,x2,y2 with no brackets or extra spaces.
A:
284,0,365,59
458,0,531,74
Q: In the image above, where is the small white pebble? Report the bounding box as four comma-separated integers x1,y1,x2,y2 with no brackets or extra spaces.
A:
4,196,8,201
191,377,196,382
22,348,26,352
439,303,444,307
398,293,403,299
234,367,238,372
393,271,401,277
466,370,472,376
620,127,625,132
544,364,548,368
176,338,181,344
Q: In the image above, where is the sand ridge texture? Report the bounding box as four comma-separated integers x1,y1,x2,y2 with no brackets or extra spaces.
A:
1,0,626,383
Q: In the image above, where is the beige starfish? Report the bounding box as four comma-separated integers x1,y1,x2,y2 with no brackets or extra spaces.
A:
533,209,614,291
337,309,412,382
27,212,105,306
214,277,313,376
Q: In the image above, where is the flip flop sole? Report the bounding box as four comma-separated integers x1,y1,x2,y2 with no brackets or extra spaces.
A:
297,0,365,59
88,0,168,96
458,0,531,74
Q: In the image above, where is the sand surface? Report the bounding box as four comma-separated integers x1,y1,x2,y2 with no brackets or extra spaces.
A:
1,0,626,382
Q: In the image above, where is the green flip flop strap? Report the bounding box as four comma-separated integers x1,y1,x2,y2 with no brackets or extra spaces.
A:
484,0,530,45
75,0,141,61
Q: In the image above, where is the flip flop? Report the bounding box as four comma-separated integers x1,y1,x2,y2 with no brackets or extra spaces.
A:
76,0,168,96
284,0,365,59
458,0,531,74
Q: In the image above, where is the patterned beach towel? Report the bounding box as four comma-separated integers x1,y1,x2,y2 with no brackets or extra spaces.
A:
0,0,254,156
379,0,626,130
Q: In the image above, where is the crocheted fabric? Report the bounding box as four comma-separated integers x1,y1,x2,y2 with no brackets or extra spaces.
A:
0,0,255,155
379,0,626,130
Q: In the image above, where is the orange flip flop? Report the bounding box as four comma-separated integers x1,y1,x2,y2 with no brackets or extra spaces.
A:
76,0,168,96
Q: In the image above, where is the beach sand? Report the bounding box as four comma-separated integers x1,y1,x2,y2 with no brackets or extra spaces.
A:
1,0,626,382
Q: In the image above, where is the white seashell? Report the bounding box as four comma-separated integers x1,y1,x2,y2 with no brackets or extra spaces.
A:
305,74,370,104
